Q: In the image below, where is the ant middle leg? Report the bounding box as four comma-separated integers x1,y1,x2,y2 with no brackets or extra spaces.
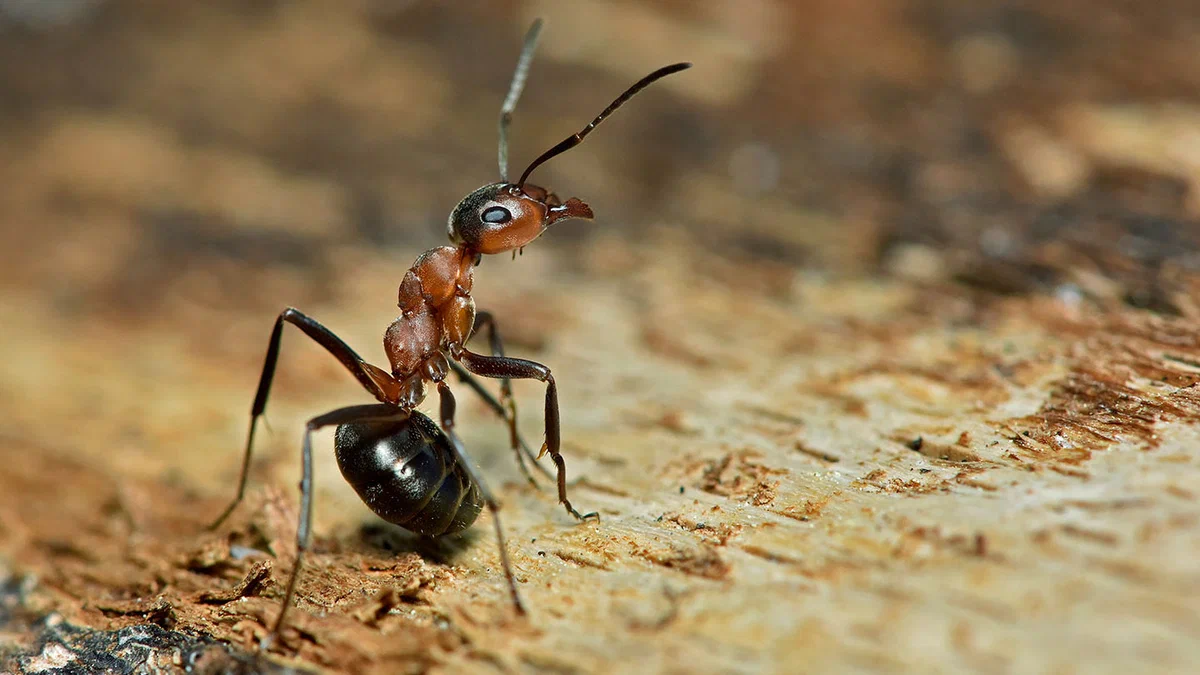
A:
459,350,598,523
275,403,409,640
210,308,400,531
436,383,525,615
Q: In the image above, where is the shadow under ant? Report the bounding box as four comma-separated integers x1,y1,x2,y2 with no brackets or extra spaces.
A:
355,519,481,567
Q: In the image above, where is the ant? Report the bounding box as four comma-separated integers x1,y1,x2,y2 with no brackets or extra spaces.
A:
207,18,690,640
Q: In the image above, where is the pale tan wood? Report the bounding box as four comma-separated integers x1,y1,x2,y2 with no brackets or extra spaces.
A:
2,234,1199,673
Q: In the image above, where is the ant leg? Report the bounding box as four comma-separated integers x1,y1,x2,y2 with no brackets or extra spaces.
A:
209,308,399,531
449,361,553,485
459,350,599,523
436,383,526,615
467,311,552,484
471,311,518,448
273,403,408,641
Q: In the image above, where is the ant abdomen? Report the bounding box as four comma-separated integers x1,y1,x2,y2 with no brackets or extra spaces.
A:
335,413,483,536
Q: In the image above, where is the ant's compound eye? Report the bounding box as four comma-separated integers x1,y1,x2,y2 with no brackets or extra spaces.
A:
481,206,512,224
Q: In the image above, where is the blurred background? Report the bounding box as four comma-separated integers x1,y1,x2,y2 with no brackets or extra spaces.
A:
3,0,1199,319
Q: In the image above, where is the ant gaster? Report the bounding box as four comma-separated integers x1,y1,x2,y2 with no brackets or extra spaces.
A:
207,19,690,640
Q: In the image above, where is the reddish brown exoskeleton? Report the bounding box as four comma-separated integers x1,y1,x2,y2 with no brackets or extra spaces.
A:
206,19,689,641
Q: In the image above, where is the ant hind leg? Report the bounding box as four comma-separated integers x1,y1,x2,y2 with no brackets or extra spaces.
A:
436,383,525,615
209,308,398,531
271,403,407,645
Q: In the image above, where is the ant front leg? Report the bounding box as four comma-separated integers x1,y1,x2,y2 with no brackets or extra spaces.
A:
273,403,409,643
459,350,598,523
465,311,552,485
209,308,399,531
449,361,553,487
437,383,525,615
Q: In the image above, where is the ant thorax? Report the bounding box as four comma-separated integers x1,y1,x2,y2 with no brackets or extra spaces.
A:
384,246,476,407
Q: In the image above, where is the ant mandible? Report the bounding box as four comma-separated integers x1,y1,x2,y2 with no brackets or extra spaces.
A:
207,19,690,639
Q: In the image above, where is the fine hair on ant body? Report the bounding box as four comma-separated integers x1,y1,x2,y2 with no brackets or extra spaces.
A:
207,18,690,641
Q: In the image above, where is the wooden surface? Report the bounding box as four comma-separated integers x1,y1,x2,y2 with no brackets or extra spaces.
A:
2,2,1200,674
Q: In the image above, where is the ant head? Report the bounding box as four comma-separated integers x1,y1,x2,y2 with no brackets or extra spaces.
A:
450,19,689,257
447,182,593,255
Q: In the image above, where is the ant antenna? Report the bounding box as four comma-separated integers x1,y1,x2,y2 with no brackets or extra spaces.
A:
516,62,692,189
498,19,544,182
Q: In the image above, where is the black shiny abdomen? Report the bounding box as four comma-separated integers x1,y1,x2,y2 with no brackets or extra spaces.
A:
334,412,483,536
